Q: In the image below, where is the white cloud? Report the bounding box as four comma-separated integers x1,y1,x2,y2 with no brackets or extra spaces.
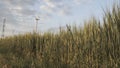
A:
58,6,71,16
40,5,54,13
41,0,72,16
73,0,94,5
43,0,57,8
0,0,93,36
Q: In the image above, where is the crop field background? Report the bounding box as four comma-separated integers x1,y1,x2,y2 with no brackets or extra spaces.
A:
0,4,120,68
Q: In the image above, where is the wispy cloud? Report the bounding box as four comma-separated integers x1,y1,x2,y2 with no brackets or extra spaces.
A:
0,0,96,36
40,5,55,13
41,0,72,16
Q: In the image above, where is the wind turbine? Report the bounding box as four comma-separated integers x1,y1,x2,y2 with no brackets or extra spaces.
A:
35,16,40,32
2,18,6,37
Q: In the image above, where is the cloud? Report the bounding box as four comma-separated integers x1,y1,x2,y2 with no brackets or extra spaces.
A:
40,5,55,13
0,0,90,36
5,0,37,7
58,6,72,16
0,0,39,35
0,0,75,34
41,0,72,16
42,0,95,16
43,0,57,8
73,0,94,5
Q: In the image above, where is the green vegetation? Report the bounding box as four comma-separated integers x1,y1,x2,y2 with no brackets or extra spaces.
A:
0,5,120,68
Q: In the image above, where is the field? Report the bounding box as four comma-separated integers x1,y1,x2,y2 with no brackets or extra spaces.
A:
0,5,120,68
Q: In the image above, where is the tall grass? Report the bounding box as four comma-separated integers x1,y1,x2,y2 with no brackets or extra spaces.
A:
0,5,120,68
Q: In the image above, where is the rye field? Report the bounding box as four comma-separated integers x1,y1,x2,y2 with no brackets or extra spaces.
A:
0,5,120,68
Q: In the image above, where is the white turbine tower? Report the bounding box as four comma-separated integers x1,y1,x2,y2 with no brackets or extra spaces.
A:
35,16,40,33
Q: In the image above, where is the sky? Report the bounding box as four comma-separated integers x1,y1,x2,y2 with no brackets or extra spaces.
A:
0,0,119,36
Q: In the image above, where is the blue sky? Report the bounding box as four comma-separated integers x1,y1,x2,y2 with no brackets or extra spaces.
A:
0,0,119,36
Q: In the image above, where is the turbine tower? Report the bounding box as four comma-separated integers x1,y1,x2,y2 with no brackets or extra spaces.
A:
2,18,6,37
35,16,40,32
